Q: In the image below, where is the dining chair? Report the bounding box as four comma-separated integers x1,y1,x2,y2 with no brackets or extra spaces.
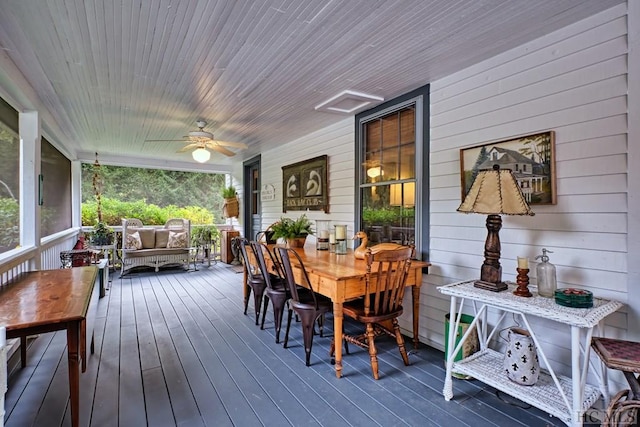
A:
340,245,415,379
251,242,291,343
277,247,333,366
238,239,266,325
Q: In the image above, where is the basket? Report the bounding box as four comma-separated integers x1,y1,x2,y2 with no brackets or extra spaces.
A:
222,197,239,218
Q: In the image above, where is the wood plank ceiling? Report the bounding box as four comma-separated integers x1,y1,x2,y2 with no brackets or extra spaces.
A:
0,0,624,171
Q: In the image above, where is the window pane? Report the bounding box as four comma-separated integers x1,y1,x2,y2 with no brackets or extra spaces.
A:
361,184,415,246
363,121,382,183
359,102,417,249
41,138,72,236
400,107,415,144
381,114,398,149
0,99,19,254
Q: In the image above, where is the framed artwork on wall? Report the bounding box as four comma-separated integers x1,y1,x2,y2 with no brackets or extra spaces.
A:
460,131,556,205
282,155,328,212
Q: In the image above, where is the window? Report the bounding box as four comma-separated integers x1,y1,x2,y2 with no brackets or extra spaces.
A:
355,85,429,260
0,97,19,255
41,138,72,236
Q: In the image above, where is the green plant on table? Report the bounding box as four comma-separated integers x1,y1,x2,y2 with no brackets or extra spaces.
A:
270,214,314,240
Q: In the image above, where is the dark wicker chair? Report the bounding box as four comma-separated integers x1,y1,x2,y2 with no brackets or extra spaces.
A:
277,247,332,366
340,245,415,379
238,239,266,325
252,242,291,343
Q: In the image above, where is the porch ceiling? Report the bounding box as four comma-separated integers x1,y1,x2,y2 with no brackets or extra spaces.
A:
0,0,623,171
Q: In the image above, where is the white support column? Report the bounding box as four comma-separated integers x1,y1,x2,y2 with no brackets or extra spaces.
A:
71,160,83,228
19,110,40,269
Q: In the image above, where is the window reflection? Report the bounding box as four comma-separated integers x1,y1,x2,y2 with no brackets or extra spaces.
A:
0,98,19,254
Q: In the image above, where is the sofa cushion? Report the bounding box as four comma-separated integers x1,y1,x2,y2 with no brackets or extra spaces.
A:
167,231,188,248
125,231,143,250
155,229,170,248
130,227,156,249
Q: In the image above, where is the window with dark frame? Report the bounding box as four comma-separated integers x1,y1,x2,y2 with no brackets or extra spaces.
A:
355,85,429,260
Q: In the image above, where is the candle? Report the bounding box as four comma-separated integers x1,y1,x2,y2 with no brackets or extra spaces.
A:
517,257,529,269
329,232,336,244
320,230,329,239
335,225,346,240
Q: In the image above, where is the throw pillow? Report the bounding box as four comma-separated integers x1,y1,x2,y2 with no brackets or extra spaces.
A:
155,229,170,248
167,231,187,248
125,231,142,250
135,228,156,249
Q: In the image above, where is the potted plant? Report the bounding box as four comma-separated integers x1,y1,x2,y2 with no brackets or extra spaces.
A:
270,214,313,248
222,185,239,218
91,221,114,245
191,225,219,262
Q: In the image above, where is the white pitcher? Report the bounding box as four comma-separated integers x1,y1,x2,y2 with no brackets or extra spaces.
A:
504,327,540,386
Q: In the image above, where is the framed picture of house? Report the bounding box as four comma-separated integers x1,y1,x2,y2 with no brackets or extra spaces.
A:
282,155,329,212
460,131,556,205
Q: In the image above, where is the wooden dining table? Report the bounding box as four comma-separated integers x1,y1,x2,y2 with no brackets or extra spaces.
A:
265,245,429,378
0,267,99,427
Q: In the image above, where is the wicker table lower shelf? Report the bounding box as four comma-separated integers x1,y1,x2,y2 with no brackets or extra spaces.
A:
453,349,601,424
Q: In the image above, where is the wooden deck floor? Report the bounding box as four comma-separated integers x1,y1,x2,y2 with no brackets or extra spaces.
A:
4,263,565,426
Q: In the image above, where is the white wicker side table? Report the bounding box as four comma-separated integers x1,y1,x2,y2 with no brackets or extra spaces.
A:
438,280,623,426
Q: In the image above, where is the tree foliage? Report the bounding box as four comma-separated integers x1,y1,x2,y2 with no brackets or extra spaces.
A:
0,197,19,251
81,164,227,225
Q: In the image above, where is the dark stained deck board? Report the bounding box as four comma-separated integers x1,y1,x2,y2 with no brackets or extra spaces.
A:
4,264,566,426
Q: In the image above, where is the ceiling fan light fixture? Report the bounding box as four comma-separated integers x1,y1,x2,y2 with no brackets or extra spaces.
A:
192,147,211,163
188,130,214,140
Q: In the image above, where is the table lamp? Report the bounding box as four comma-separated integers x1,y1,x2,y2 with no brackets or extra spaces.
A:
457,164,534,291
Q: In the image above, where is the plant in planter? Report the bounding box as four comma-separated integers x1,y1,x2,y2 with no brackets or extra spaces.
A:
222,185,239,219
191,225,219,261
270,214,313,248
91,221,114,245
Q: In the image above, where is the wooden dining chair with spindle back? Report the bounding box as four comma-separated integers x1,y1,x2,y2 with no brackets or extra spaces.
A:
277,247,333,366
339,245,415,379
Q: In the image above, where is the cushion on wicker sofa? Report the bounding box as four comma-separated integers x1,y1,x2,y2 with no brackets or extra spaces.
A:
167,231,188,248
125,231,143,250
129,227,156,249
121,218,192,275
155,229,170,248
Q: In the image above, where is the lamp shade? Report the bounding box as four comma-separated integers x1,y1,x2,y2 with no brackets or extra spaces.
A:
192,147,211,163
457,165,534,216
367,166,383,178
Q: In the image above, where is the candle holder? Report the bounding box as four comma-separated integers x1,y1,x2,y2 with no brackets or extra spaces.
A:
315,220,330,251
513,268,532,297
334,224,347,254
329,231,336,253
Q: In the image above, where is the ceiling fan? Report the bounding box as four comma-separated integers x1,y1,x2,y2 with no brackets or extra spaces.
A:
145,120,248,162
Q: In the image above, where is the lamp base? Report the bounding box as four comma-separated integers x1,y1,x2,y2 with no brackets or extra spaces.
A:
474,280,508,292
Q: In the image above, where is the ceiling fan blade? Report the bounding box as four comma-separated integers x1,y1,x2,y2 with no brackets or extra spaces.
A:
177,143,201,152
145,139,187,142
211,140,248,149
208,144,236,157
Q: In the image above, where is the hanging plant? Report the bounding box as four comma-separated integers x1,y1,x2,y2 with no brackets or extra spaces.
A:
92,152,103,223
222,185,239,218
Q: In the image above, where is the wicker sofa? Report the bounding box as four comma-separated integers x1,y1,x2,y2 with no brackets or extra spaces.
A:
121,218,192,276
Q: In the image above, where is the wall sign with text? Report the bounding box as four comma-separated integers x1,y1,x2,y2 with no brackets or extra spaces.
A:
282,155,328,212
